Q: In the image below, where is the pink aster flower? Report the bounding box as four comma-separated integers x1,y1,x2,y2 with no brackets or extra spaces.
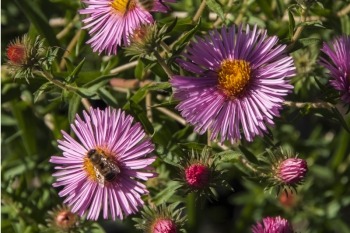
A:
171,24,295,143
251,216,294,233
79,0,175,55
318,34,350,103
50,107,157,220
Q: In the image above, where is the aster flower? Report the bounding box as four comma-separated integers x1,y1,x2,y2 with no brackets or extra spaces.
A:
251,216,294,233
175,147,233,203
46,205,79,232
260,147,307,194
171,24,295,143
50,107,157,220
133,203,187,233
79,0,175,55
318,34,350,104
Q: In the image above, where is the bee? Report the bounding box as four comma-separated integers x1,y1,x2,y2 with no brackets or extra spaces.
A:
87,149,120,188
124,0,169,17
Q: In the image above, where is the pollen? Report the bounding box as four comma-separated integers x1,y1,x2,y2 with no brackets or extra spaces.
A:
217,59,252,99
110,0,136,16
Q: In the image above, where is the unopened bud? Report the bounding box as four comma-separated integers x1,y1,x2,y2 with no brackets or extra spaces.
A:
153,219,177,233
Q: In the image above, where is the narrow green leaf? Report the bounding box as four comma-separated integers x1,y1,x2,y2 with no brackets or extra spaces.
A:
165,17,178,34
331,107,350,134
216,150,242,163
68,94,82,123
206,0,225,22
151,181,182,205
239,145,258,164
68,58,86,81
141,82,172,91
123,87,148,111
288,10,295,39
33,82,55,103
135,60,145,80
63,57,75,75
129,100,154,135
76,87,97,98
173,18,201,52
288,38,321,53
97,88,119,108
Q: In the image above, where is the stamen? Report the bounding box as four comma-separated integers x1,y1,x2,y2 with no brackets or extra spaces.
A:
217,59,252,99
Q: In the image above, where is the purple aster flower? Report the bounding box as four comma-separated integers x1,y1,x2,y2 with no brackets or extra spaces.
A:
279,158,308,184
251,216,294,233
171,24,295,143
318,34,350,103
50,107,157,220
79,0,175,55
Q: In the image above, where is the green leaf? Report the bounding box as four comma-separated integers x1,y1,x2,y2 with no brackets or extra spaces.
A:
288,38,321,53
296,20,325,29
151,181,182,205
331,107,350,134
206,0,225,22
165,17,178,34
216,150,242,163
123,86,148,111
68,94,82,123
288,10,295,39
97,88,119,108
141,82,172,91
238,145,258,164
14,0,61,48
76,87,97,98
63,57,75,75
67,58,86,83
172,18,202,53
129,100,154,135
135,60,145,80
33,82,55,103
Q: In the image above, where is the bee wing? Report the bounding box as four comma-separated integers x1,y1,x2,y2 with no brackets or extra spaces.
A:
94,166,105,188
107,160,121,174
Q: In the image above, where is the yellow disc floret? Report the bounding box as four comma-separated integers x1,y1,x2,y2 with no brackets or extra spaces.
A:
110,0,136,16
217,59,252,99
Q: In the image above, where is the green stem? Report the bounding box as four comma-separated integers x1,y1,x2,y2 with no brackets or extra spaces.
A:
286,7,309,51
186,193,197,232
39,69,78,92
152,49,174,79
160,41,171,53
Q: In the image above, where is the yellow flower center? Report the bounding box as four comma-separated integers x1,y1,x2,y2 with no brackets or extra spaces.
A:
110,0,136,16
217,59,252,99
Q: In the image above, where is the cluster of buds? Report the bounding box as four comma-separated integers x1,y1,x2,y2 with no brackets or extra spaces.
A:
45,205,79,232
251,216,295,233
5,34,46,82
175,147,233,203
259,147,308,194
133,203,186,233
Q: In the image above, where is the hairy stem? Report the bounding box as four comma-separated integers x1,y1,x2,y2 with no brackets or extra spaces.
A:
152,49,174,79
286,7,309,51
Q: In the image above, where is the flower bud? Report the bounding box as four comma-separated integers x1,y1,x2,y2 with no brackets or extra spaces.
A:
153,219,177,233
279,158,308,184
46,205,79,231
251,216,294,233
7,44,26,65
185,164,210,189
134,203,186,233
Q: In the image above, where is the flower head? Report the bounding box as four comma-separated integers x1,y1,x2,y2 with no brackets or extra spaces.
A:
5,34,45,81
176,147,233,202
171,24,295,143
252,216,294,233
79,0,175,55
46,205,79,232
134,203,186,233
50,107,157,220
262,147,308,194
318,34,350,104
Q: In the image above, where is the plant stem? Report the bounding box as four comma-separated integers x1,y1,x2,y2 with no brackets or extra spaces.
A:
286,7,309,51
283,101,333,109
192,0,206,23
59,29,83,70
152,49,174,79
40,69,78,92
207,130,212,147
213,0,234,27
337,4,350,17
160,41,171,53
110,61,138,74
234,0,248,25
186,193,197,232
